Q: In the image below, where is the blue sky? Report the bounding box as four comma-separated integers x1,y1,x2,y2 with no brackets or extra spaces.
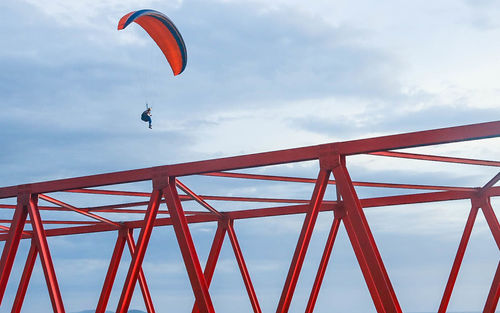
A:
0,0,499,312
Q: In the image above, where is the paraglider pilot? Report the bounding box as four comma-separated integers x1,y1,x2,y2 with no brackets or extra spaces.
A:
141,107,152,129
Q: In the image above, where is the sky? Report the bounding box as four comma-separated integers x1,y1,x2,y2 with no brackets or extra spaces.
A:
0,0,499,312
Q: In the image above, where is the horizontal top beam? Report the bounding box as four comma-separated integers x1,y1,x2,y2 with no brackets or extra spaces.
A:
0,120,498,199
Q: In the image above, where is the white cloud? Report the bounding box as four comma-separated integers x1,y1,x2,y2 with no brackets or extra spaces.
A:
1,1,499,312
21,0,183,27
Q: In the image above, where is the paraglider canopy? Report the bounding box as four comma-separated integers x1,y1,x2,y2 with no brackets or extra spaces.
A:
118,9,187,76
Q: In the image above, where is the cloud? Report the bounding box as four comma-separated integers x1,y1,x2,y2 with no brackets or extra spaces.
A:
1,1,499,312
290,103,500,141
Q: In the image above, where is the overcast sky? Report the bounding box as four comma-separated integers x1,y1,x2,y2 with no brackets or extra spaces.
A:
0,0,499,312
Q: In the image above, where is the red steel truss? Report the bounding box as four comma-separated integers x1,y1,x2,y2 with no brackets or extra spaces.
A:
0,120,499,313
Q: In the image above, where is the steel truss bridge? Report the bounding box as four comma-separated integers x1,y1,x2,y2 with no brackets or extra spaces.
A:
0,121,499,313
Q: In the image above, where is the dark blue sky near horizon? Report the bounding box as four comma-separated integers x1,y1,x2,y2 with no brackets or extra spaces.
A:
0,0,499,312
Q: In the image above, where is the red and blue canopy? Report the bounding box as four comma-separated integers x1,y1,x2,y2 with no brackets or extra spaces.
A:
118,9,187,76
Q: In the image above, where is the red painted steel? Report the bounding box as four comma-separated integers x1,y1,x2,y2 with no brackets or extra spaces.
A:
38,194,121,227
336,120,500,155
203,171,474,192
332,160,402,313
0,187,499,244
125,229,156,313
96,230,127,313
483,261,500,313
483,172,500,190
305,216,341,313
192,222,226,313
276,168,331,313
0,195,28,305
0,121,498,200
164,176,215,313
0,121,498,313
11,242,37,313
116,188,162,313
438,202,480,313
226,220,262,313
480,197,500,249
175,179,223,217
370,151,500,167
2,186,499,242
27,194,65,313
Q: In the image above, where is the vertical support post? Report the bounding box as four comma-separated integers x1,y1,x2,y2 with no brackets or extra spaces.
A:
192,222,227,313
0,193,29,305
483,261,500,313
276,166,331,313
96,229,127,313
305,215,342,313
164,176,215,313
125,228,156,313
332,158,402,313
438,201,480,313
480,197,500,249
481,197,500,313
226,219,262,313
115,185,163,313
11,242,38,313
27,194,65,313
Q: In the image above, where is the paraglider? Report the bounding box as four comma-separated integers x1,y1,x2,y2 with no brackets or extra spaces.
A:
118,9,187,128
141,105,153,129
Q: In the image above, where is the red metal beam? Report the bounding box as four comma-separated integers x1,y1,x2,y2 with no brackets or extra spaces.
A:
226,220,262,313
192,222,226,313
305,215,341,313
332,159,402,313
1,186,499,241
203,171,474,192
438,201,480,313
66,188,310,204
27,194,65,313
0,194,29,305
482,172,500,191
370,151,500,167
11,242,38,313
175,179,223,217
480,197,500,250
0,219,108,226
0,223,30,237
5,184,499,217
125,228,156,313
0,121,498,200
276,167,331,313
483,261,500,313
115,188,162,313
164,177,215,313
336,120,500,155
38,194,120,228
96,230,127,313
